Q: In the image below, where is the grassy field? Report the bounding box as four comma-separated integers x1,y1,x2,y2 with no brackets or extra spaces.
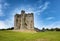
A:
0,30,60,41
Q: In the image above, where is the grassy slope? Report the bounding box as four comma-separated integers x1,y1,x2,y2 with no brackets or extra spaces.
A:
0,30,60,41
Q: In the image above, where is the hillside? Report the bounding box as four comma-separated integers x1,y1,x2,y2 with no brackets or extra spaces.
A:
0,30,60,41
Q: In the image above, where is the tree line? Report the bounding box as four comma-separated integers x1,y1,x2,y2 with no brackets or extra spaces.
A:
0,27,60,32
34,27,60,32
0,27,14,30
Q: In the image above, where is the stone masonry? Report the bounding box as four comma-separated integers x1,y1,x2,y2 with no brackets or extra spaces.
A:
14,10,34,31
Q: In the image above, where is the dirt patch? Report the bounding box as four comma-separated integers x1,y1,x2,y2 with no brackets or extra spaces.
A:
34,38,49,41
10,30,37,33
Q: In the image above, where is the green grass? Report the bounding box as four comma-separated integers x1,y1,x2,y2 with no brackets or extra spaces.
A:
0,30,60,41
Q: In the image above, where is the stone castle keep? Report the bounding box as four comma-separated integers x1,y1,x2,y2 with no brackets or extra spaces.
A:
14,10,34,31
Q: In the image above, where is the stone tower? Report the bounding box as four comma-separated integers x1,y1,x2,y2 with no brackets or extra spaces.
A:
14,10,34,31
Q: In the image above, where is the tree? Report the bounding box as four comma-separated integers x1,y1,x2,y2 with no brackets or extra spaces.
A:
42,28,45,32
55,28,60,31
46,28,49,31
34,27,40,32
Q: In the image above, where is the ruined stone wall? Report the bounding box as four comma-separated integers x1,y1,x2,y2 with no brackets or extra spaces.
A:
14,10,34,31
14,14,21,30
25,13,34,30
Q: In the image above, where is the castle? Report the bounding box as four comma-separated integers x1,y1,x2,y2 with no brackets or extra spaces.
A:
14,10,34,31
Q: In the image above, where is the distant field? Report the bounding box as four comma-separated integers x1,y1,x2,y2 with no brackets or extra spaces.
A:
0,30,60,41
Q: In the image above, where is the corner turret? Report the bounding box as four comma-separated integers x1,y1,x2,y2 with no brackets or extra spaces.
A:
21,10,25,14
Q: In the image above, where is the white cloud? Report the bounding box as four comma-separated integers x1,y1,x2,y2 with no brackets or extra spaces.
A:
4,2,9,6
4,2,9,9
0,4,3,16
45,21,60,28
39,5,43,9
12,1,50,15
0,0,9,16
30,1,50,15
0,17,14,29
46,17,55,20
12,7,34,15
40,2,50,12
0,4,2,9
35,1,50,15
0,0,13,29
0,21,9,29
0,10,3,16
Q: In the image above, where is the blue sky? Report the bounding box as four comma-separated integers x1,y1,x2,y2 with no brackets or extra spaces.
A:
0,0,60,29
